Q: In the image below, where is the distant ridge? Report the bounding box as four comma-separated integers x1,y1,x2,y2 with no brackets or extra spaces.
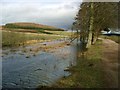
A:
3,22,64,31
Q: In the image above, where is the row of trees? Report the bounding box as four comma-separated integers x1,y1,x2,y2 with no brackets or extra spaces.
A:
73,2,118,48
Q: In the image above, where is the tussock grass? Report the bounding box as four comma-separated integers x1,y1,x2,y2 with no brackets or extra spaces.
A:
52,40,105,88
2,31,65,47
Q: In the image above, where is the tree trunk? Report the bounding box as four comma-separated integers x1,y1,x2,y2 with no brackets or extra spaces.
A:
92,30,100,45
92,35,97,45
86,2,94,48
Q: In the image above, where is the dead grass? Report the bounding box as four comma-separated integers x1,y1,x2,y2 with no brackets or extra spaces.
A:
46,38,119,88
39,42,68,52
50,40,104,88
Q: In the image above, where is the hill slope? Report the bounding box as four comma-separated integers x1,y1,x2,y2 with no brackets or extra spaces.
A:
3,22,64,31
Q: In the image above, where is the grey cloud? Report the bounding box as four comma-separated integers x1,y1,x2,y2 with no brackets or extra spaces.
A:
1,1,80,29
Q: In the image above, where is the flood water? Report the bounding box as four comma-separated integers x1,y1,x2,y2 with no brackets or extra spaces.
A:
2,40,77,89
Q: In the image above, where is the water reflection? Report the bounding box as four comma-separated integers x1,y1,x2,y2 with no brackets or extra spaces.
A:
2,42,76,89
76,41,87,59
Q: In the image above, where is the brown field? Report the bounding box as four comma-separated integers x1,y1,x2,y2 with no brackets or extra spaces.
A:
7,22,56,29
2,22,64,31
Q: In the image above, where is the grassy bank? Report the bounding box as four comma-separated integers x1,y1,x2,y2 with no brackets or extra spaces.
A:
2,30,70,47
52,40,105,88
1,22,72,48
100,35,119,44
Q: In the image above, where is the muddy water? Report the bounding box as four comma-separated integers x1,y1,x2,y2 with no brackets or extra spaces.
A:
2,40,77,89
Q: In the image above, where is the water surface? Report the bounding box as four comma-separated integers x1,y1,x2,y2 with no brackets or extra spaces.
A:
2,41,77,89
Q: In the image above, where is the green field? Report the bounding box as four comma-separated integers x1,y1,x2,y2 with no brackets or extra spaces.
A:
2,30,70,47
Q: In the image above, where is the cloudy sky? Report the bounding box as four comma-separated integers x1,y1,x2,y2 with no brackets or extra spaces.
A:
0,0,82,29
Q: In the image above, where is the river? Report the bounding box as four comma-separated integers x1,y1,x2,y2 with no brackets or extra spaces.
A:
2,40,77,89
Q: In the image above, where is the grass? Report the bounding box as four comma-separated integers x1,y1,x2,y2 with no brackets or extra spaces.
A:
100,35,120,44
51,40,105,88
44,30,72,36
40,42,68,52
2,22,72,48
2,22,70,48
2,30,70,47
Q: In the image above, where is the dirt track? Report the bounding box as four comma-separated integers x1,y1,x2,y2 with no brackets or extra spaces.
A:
101,38,119,88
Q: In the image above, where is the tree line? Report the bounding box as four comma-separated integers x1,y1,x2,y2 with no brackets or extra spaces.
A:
72,2,118,48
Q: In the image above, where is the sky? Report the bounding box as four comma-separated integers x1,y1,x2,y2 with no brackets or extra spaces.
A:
0,0,82,29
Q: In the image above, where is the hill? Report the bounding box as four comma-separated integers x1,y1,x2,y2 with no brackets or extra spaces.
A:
2,22,64,31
